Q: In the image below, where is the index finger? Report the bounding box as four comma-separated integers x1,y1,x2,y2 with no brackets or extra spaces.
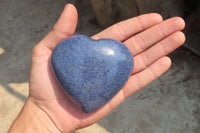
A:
92,13,163,41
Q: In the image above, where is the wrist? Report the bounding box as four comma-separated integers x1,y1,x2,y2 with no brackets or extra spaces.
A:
8,98,61,133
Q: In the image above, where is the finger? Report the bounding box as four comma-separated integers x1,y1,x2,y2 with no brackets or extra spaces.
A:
38,4,78,51
124,17,185,56
92,13,163,41
123,56,171,98
133,31,185,74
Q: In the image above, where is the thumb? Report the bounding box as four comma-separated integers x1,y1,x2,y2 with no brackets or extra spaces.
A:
53,4,78,39
39,4,78,50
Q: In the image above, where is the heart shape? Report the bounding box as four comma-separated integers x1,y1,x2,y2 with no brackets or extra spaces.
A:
51,35,134,113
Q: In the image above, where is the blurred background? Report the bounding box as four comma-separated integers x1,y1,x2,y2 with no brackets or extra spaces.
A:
0,0,200,133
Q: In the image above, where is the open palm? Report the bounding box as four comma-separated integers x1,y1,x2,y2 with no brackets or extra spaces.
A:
28,4,185,132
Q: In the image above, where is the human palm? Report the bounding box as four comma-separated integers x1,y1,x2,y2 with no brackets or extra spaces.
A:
28,4,185,132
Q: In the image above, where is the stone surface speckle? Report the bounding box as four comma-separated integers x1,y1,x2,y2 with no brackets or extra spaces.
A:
51,35,134,113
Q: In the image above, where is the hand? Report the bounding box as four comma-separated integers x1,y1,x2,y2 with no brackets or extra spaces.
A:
9,4,185,133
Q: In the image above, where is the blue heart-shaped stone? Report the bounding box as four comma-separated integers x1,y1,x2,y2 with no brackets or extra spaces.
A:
51,35,134,113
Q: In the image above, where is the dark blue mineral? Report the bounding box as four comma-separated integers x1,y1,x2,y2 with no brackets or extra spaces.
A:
51,35,134,113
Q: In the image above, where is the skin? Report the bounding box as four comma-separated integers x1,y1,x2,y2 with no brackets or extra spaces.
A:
9,4,185,133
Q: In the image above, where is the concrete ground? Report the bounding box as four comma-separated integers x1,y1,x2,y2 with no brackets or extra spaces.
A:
0,0,200,133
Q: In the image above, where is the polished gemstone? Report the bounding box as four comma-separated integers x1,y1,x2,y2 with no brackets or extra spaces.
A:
51,35,134,113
